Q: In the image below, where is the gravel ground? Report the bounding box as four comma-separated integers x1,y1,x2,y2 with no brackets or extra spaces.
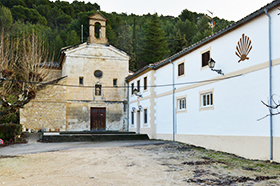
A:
0,141,280,185
136,143,280,185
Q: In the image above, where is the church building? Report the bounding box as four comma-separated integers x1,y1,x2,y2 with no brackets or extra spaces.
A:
20,12,130,132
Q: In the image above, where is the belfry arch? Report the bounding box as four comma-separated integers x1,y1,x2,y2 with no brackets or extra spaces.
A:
88,12,108,44
94,22,101,39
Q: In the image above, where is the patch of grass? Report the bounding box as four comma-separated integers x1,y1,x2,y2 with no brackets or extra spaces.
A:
157,141,280,176
169,141,280,175
0,156,19,159
201,150,280,174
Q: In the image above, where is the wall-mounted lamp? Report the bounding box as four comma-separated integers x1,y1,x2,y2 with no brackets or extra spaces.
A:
208,58,224,75
133,88,138,95
133,88,143,98
138,105,143,111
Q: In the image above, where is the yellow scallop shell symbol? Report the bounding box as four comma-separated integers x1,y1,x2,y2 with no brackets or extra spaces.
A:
236,34,252,63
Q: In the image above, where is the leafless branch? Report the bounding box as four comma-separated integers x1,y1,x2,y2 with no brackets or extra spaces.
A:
258,95,280,121
257,112,280,121
0,28,53,119
261,100,280,110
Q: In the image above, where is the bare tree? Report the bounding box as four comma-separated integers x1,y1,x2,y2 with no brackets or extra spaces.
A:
0,29,52,119
258,95,280,121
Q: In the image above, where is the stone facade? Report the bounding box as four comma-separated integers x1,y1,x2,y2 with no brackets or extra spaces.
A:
66,101,126,131
45,69,62,81
20,78,66,132
61,42,129,131
20,12,129,132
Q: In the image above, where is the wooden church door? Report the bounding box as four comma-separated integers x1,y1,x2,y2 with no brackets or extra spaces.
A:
90,107,106,130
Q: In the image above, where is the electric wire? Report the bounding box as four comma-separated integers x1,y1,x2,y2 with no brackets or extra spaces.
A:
1,73,243,89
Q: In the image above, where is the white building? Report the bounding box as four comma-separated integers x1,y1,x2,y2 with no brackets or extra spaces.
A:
126,0,280,161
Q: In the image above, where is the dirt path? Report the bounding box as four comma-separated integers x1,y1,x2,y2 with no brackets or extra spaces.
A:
1,142,280,185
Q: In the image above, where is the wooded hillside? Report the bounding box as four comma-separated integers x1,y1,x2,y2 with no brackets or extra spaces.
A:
0,0,233,71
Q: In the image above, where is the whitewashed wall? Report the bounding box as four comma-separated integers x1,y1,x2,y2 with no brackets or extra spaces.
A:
128,70,154,136
129,6,280,161
155,8,279,135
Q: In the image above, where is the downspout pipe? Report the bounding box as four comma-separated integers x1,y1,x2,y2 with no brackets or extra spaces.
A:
126,81,130,132
264,8,273,161
170,60,176,141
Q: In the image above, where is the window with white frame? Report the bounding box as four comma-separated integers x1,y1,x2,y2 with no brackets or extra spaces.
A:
178,98,186,110
202,51,210,67
144,108,148,124
201,92,213,107
178,62,184,76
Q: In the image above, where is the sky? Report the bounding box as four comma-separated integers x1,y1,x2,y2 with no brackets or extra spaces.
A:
63,0,274,21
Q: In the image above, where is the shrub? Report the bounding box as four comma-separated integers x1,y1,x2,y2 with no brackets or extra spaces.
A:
0,111,19,124
0,123,22,142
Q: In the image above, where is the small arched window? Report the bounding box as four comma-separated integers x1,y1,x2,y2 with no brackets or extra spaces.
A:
94,22,101,39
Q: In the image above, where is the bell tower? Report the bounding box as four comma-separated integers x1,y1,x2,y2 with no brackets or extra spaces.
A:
88,12,108,44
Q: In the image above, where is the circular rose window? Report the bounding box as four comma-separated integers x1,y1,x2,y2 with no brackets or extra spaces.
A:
94,70,103,78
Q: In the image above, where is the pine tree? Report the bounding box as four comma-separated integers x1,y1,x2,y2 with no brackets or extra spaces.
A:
140,13,169,67
0,6,13,32
129,52,137,72
175,19,196,45
171,29,188,54
191,16,213,44
132,16,137,54
106,24,117,45
179,9,195,22
65,30,80,46
116,21,132,55
131,16,137,72
115,21,137,71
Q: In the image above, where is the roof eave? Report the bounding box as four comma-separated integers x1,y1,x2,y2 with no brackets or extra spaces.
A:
125,66,153,82
152,0,280,70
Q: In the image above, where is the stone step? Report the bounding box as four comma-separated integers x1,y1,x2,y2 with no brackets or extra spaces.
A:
42,132,149,142
60,131,136,135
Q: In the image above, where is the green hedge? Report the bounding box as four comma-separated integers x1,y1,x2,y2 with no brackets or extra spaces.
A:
0,123,22,142
0,111,19,124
